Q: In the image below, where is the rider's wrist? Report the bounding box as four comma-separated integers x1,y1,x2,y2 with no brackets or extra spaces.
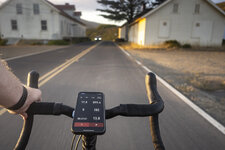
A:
7,86,28,110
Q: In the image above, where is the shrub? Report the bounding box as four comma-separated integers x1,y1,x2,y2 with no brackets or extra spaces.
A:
47,40,69,45
31,42,43,45
164,40,181,48
0,38,8,46
182,44,192,49
71,37,91,43
115,38,126,42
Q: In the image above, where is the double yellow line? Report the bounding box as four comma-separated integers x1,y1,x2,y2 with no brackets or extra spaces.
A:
0,42,101,116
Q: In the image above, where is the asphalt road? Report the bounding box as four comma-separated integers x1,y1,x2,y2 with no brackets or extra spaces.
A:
0,41,224,150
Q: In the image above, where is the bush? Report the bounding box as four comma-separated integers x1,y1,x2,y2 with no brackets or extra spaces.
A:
47,40,69,45
115,38,126,42
164,40,181,48
71,37,91,43
31,42,43,45
0,38,8,46
182,44,192,49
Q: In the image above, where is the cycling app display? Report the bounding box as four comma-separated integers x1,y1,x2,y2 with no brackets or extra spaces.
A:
72,92,105,135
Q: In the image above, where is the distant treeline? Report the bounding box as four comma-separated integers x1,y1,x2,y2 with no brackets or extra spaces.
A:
86,25,118,41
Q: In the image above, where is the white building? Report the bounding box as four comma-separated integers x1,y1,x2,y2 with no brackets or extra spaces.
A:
0,0,86,40
119,0,225,46
217,1,225,39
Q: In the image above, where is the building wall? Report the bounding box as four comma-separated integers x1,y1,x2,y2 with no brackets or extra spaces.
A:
0,0,62,40
59,15,86,38
72,22,86,37
118,26,126,39
141,0,225,46
0,0,86,40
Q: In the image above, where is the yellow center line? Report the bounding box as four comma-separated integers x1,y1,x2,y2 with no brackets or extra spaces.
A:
0,42,101,116
39,43,99,82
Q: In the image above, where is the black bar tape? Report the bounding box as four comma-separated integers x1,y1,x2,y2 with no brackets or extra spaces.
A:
8,86,28,110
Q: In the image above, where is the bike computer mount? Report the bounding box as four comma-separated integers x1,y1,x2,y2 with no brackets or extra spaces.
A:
72,92,105,135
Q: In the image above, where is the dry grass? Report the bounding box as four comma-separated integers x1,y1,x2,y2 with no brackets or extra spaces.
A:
120,43,225,125
120,43,225,92
120,42,174,50
188,75,225,91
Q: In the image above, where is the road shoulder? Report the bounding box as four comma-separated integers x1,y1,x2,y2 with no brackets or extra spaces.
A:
0,45,69,60
116,44,225,134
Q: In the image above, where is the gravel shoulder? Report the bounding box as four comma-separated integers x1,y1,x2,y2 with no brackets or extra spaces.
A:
0,45,69,59
124,48,225,126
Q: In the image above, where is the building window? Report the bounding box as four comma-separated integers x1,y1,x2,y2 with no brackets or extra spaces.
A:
196,22,200,27
194,4,200,14
173,3,179,13
11,20,18,30
16,3,22,14
33,4,40,14
163,22,167,26
41,20,47,31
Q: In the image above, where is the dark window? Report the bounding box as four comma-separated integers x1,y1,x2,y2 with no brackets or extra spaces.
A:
16,3,22,14
11,20,18,30
33,4,40,14
173,3,179,13
195,4,200,14
41,20,47,31
196,22,200,27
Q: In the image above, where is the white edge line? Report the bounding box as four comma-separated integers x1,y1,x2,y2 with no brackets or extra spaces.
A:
117,44,225,135
4,46,70,61
154,71,225,135
118,46,131,57
136,60,142,65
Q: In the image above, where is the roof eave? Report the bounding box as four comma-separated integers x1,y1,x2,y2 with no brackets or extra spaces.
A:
142,0,173,18
44,1,86,26
0,0,13,10
120,0,173,27
205,0,225,17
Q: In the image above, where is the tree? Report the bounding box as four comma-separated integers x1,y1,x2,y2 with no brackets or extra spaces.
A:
97,0,166,40
97,0,149,23
97,0,167,23
151,0,166,7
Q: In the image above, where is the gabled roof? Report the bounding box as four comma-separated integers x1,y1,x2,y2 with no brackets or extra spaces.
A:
119,0,171,27
120,0,225,28
217,1,225,11
45,1,85,26
142,0,172,18
142,0,225,19
205,0,225,16
0,0,85,26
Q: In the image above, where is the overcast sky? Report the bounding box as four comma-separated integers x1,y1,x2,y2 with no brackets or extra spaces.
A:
0,0,224,25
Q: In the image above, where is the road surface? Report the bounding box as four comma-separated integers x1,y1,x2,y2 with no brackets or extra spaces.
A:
0,41,224,150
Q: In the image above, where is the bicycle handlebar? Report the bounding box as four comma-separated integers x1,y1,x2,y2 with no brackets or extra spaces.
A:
14,71,165,150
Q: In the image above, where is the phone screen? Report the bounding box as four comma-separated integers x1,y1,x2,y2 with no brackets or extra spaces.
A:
72,92,105,135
